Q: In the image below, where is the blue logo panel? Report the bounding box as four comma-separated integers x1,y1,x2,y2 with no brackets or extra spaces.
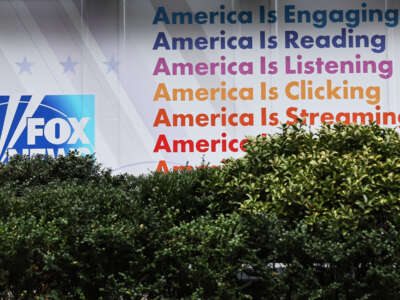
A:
0,95,95,161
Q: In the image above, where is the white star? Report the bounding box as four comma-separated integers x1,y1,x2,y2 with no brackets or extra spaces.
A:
60,56,78,73
104,56,119,73
16,57,33,74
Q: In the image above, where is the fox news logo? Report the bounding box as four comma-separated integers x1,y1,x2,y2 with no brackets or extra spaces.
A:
0,95,95,162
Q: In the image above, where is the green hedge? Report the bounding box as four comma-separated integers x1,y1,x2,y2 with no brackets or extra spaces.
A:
210,123,400,230
1,124,400,299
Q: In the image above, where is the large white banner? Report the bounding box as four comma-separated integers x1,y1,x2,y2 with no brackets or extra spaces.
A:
0,0,399,174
